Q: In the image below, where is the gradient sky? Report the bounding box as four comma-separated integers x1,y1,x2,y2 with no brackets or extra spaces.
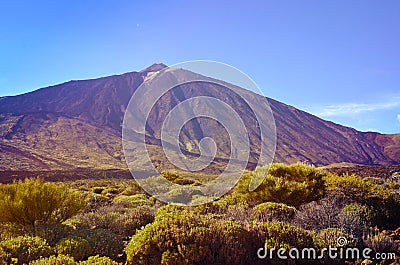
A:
1,1,399,133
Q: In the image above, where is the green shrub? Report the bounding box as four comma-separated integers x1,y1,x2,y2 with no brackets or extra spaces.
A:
234,163,326,207
71,229,124,260
127,210,259,265
0,235,52,264
209,220,253,264
0,223,25,241
120,185,143,196
101,187,121,197
54,236,92,261
113,194,153,207
126,211,214,265
325,173,400,229
253,202,297,222
79,211,120,230
253,222,314,249
339,203,375,239
91,187,105,194
324,173,393,201
85,194,111,212
160,171,181,182
212,193,250,209
0,178,86,230
30,254,76,265
79,255,120,264
154,204,187,218
34,224,74,246
313,228,351,249
78,205,154,238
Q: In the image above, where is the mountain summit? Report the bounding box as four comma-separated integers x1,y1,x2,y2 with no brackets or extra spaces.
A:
0,64,399,171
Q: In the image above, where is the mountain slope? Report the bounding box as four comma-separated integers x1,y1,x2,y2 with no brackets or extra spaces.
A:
0,64,398,171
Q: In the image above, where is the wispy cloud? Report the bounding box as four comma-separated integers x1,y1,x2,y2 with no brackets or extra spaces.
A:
314,99,400,117
397,114,400,123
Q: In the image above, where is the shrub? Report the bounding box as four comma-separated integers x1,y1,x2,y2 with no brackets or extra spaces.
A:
313,228,351,249
324,173,400,229
225,202,254,225
234,163,326,207
126,211,214,265
253,222,314,249
0,178,86,230
79,255,121,264
120,185,144,196
78,205,154,238
34,224,74,246
253,202,296,222
324,173,393,202
70,229,124,260
339,203,375,239
127,209,262,265
0,235,52,264
0,223,25,241
54,236,92,261
101,187,121,197
84,194,111,212
209,220,254,264
113,194,153,207
363,227,397,253
160,171,181,182
30,254,76,265
91,187,105,194
36,228,123,262
292,195,346,230
154,204,187,218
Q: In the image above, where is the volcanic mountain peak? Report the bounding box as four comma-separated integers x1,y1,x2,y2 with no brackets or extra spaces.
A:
0,64,399,171
140,63,168,73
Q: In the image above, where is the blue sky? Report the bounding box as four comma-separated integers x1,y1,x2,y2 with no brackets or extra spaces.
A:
0,0,399,133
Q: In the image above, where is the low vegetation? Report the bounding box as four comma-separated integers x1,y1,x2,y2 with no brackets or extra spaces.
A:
0,163,398,264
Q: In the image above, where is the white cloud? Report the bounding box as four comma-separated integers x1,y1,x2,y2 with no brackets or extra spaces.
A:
397,114,400,123
314,100,399,117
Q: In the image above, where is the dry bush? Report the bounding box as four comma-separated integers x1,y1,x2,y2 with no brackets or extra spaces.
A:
292,194,347,231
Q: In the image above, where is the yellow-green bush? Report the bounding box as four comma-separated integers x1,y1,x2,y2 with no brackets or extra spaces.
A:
154,204,195,220
101,187,121,197
208,220,254,264
78,205,154,238
31,254,121,265
34,224,74,246
113,194,154,207
324,173,393,201
71,229,123,260
126,211,255,265
79,255,121,264
54,236,92,261
325,173,400,228
253,202,297,222
91,187,105,194
234,163,326,207
313,228,351,249
0,235,52,264
46,227,123,260
31,254,76,265
0,178,86,230
126,211,212,265
253,222,314,249
339,203,375,239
